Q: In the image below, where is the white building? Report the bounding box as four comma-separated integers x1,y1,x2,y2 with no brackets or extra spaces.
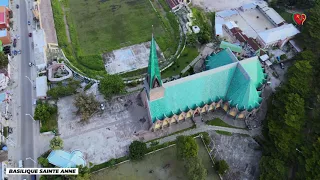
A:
257,4,285,26
33,29,47,70
240,3,256,11
256,24,300,48
36,76,48,99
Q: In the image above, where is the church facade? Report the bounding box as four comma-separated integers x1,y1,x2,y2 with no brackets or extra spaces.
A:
141,36,267,131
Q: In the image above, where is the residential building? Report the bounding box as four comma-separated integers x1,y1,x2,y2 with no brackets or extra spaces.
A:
35,76,48,99
0,7,9,30
0,30,10,45
257,4,285,26
256,24,300,48
141,35,267,131
47,150,86,168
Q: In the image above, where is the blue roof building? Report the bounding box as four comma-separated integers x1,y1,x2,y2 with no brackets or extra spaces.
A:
141,36,267,131
47,150,86,168
0,0,9,7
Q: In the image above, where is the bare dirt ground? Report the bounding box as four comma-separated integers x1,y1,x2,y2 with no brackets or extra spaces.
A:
192,0,263,12
209,132,262,180
57,92,149,164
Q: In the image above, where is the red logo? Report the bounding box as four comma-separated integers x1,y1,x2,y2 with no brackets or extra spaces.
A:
293,13,307,25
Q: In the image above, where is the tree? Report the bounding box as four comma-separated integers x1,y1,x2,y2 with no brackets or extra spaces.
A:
74,93,99,122
215,160,229,175
99,75,125,99
37,157,49,167
176,135,198,160
50,136,64,150
0,52,8,69
47,79,80,99
129,141,147,161
67,165,90,180
34,102,57,122
259,155,288,180
185,157,207,180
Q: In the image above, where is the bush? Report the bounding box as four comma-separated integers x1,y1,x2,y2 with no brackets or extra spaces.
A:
47,79,80,99
50,136,64,150
34,102,57,122
150,141,160,146
38,157,50,167
176,135,198,160
129,141,147,161
201,132,211,146
99,75,125,99
280,54,287,60
215,160,229,175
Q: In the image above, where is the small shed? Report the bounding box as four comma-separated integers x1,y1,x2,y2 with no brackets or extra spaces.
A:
36,76,48,99
220,41,242,53
259,54,269,62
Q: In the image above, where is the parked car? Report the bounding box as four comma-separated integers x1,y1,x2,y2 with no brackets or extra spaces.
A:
29,33,32,37
18,160,24,168
13,39,17,47
280,63,284,69
28,21,31,25
16,4,19,9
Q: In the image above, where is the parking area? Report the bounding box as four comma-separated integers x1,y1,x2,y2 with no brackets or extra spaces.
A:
57,92,149,164
225,9,275,38
209,132,262,180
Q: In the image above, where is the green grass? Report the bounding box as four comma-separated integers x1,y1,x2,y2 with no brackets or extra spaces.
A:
206,118,243,129
146,125,196,143
68,0,166,55
161,47,199,78
91,138,219,180
215,130,233,136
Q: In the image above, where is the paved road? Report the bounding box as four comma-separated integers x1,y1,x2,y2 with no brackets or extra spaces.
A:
16,0,37,179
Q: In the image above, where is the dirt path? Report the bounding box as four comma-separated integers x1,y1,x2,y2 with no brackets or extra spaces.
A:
61,5,71,43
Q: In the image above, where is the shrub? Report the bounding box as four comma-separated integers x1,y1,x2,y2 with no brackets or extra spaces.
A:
50,136,64,150
201,132,211,146
215,160,229,175
38,157,49,167
280,54,287,60
176,135,198,160
99,75,125,99
150,141,160,146
129,141,147,161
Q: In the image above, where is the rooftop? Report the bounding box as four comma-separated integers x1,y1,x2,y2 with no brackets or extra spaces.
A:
258,24,300,44
247,38,260,51
32,29,47,66
149,48,266,121
47,150,86,168
0,0,9,7
216,9,238,18
36,76,48,98
241,3,257,10
0,12,4,24
258,5,285,25
220,41,242,53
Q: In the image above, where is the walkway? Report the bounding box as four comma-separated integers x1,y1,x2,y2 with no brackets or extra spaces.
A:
146,123,257,147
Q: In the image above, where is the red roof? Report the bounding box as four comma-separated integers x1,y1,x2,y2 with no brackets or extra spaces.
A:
0,12,4,24
230,27,241,35
247,38,260,51
166,0,180,9
234,32,248,42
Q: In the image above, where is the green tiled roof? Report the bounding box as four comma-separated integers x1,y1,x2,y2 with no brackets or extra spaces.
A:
147,36,162,89
148,49,265,122
206,48,238,70
220,41,242,53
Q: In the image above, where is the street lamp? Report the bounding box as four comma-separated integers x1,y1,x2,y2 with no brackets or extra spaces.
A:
25,76,33,85
25,114,36,122
26,157,37,164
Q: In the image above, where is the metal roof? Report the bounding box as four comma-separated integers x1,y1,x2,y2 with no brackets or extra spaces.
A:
149,49,266,121
216,9,238,18
206,48,238,70
258,5,285,25
241,3,257,10
219,41,242,53
36,76,48,98
47,150,86,168
259,54,269,61
258,24,300,44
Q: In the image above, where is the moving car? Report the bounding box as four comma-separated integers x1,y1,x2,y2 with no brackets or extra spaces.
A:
16,4,19,9
28,21,31,25
29,33,32,37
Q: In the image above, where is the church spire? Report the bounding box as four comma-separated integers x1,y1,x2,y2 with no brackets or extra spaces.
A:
146,30,162,90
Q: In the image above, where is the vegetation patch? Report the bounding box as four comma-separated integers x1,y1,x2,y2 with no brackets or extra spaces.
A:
215,130,233,136
47,79,80,99
206,118,243,129
77,55,105,71
34,102,58,133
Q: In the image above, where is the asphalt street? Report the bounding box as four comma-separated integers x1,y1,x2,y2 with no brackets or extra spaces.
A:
16,0,36,178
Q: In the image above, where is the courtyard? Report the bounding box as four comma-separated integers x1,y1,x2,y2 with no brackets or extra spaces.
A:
57,92,149,164
91,138,220,180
